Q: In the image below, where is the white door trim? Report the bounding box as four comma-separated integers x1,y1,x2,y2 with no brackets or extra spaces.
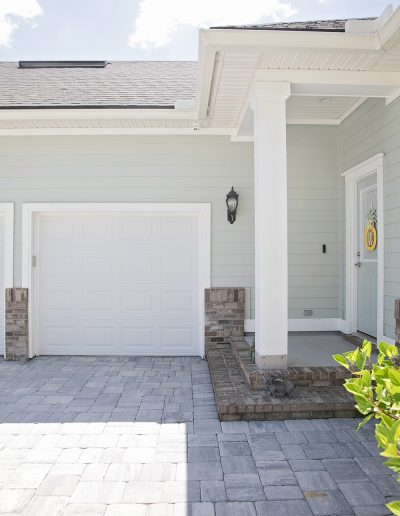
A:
342,153,389,343
22,203,211,358
0,203,14,357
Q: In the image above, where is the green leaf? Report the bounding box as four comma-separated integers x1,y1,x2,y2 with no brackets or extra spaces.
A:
355,350,368,371
389,368,400,387
362,340,372,357
357,413,375,430
387,500,400,515
381,443,400,458
332,354,349,369
376,423,392,449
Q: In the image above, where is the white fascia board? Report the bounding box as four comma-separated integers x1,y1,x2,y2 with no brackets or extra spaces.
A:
377,5,400,51
197,29,217,121
201,28,381,52
0,127,233,137
255,69,400,88
0,108,197,121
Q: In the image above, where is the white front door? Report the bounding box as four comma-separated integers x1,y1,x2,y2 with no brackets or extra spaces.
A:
36,212,200,355
357,175,378,337
0,216,5,355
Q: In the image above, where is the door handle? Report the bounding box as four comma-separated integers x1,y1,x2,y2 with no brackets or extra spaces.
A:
354,261,361,268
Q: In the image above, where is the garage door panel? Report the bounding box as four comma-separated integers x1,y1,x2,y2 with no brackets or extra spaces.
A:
82,255,113,275
121,218,155,240
161,218,197,241
38,212,200,356
83,290,114,311
161,291,195,312
41,326,76,351
161,253,197,275
41,288,75,310
121,290,154,312
81,326,116,348
121,254,155,275
161,327,196,352
121,327,156,352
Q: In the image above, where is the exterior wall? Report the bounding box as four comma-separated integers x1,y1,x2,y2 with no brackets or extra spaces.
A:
0,135,256,318
287,125,339,319
0,130,339,323
338,98,400,339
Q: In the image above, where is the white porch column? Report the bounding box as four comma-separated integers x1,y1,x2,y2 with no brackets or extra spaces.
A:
251,82,290,369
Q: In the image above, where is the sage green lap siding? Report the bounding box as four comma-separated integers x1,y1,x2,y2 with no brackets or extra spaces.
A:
287,125,339,319
338,98,400,339
0,129,339,322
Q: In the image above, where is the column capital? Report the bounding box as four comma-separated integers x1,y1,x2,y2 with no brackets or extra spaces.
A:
250,81,291,111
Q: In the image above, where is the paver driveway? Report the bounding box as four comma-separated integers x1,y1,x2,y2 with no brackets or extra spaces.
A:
0,356,397,516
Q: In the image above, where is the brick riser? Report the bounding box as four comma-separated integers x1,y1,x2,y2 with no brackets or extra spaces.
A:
231,338,351,390
206,342,358,422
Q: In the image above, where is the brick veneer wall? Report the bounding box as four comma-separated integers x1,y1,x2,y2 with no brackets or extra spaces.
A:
5,288,29,361
205,288,245,349
396,299,400,346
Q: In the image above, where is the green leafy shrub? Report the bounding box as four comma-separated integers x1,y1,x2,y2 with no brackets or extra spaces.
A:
333,340,400,515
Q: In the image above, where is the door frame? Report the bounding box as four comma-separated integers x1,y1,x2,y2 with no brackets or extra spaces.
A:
342,153,389,344
0,203,14,357
22,203,211,358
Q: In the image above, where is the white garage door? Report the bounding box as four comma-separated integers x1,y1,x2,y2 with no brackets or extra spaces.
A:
0,217,5,355
37,212,200,355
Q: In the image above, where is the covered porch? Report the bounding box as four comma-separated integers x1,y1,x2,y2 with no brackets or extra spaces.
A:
198,7,400,370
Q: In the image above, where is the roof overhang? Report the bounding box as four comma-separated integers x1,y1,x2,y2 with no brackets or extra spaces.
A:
197,5,400,140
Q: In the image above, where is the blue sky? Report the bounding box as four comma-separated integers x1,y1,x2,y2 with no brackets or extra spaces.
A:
0,0,397,61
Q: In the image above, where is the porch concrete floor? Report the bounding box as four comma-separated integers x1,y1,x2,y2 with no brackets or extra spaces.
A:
0,356,395,515
288,332,361,367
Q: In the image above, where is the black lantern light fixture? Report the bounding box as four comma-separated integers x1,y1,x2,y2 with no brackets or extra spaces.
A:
226,187,239,224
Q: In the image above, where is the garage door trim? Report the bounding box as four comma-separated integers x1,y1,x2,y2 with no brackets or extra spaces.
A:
22,203,211,358
0,203,14,357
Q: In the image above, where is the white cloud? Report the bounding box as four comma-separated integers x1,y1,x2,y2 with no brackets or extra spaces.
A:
0,0,42,47
129,0,297,48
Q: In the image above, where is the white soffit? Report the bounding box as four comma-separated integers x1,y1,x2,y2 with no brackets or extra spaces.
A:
286,95,365,121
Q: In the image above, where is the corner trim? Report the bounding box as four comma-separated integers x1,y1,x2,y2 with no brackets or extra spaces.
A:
0,203,14,357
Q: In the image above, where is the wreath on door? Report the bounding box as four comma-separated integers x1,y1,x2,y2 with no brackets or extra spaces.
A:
364,206,377,252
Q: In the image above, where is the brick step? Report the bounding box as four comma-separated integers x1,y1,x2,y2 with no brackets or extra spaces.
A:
206,342,358,422
231,338,351,390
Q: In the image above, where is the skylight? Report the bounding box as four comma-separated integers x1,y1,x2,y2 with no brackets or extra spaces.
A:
18,61,108,69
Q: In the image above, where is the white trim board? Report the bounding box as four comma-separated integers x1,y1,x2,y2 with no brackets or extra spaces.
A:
0,203,14,357
246,318,346,333
342,153,385,344
22,203,211,359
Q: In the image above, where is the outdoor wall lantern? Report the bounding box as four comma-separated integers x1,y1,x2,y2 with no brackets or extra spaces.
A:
226,187,239,224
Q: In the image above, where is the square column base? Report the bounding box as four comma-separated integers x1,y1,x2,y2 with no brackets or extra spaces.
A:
255,351,287,369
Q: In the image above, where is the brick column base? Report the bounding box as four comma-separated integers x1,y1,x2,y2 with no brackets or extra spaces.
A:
205,288,245,349
395,299,400,346
5,288,29,361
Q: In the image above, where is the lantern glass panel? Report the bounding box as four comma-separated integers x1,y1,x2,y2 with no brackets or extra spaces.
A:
227,196,237,213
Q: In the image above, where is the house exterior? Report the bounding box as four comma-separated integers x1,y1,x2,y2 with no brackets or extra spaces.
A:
0,6,399,367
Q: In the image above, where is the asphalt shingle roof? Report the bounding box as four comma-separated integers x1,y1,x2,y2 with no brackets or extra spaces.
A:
0,61,197,109
211,18,376,32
